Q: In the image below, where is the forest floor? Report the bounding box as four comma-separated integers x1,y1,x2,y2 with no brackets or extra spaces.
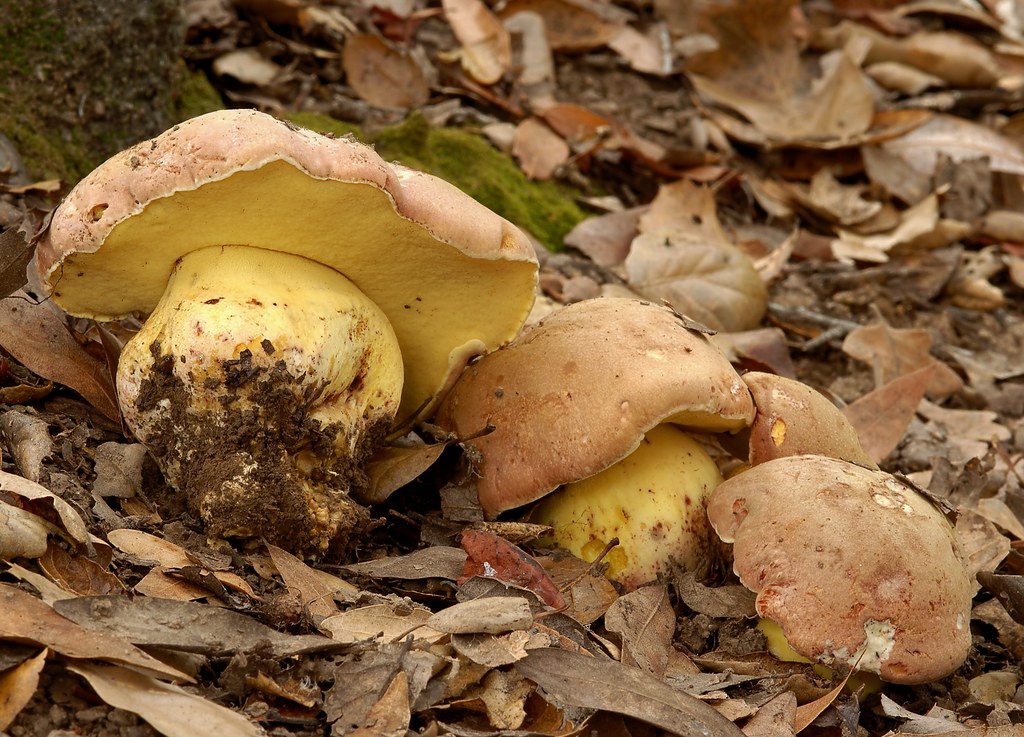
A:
2,1,1024,736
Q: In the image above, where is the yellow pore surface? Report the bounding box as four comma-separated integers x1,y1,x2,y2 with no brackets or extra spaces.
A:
533,424,723,589
49,161,537,420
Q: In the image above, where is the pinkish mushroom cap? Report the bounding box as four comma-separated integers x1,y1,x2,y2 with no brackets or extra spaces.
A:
743,372,877,468
435,298,755,517
707,454,973,684
35,108,538,423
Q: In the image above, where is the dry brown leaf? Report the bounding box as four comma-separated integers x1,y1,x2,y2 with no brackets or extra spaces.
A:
319,603,445,645
500,0,623,52
516,648,745,737
0,410,51,483
957,510,1012,591
843,365,936,464
92,442,148,498
451,630,531,668
638,178,726,237
348,671,411,737
625,232,767,332
686,0,874,145
512,117,570,180
442,0,511,84
944,246,1006,312
672,570,757,619
426,596,533,635
980,210,1024,242
0,502,51,559
830,193,950,263
0,584,191,682
841,320,964,399
0,648,47,730
817,22,1002,89
536,551,619,625
106,530,256,599
53,595,342,658
267,543,344,621
342,546,467,581
608,23,671,76
603,585,675,678
563,207,646,267
539,103,666,163
212,48,281,85
882,114,1024,177
860,144,932,206
69,662,262,737
39,543,124,597
787,169,882,227
742,690,796,737
865,61,945,94
0,291,119,420
342,34,430,109
794,675,849,733
476,668,532,730
1,470,90,547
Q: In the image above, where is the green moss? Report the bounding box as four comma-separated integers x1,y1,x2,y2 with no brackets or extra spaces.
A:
173,65,224,121
372,115,583,250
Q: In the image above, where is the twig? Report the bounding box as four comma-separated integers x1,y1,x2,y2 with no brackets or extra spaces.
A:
767,302,862,351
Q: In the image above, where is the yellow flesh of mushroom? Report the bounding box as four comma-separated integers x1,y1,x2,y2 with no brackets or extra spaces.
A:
532,424,723,590
117,245,404,553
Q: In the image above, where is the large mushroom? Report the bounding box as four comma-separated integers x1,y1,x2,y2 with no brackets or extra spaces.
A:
435,298,754,589
35,109,538,554
706,454,973,684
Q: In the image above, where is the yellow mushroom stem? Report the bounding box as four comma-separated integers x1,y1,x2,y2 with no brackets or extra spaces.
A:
532,424,723,590
117,245,404,553
758,619,882,697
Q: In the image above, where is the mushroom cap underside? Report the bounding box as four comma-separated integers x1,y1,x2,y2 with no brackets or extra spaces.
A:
35,109,538,421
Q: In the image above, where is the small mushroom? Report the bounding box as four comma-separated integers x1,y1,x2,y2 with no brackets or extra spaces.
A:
742,372,877,468
36,110,538,554
435,298,755,589
706,454,973,684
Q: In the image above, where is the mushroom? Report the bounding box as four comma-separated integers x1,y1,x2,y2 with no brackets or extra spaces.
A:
706,454,973,684
741,372,877,468
35,109,538,554
435,298,755,589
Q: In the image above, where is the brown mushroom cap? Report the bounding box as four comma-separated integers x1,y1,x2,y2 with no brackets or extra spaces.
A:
435,298,755,516
35,109,538,421
743,372,877,468
706,455,972,684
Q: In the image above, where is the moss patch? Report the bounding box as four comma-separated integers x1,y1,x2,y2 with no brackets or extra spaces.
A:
284,111,584,250
374,115,583,250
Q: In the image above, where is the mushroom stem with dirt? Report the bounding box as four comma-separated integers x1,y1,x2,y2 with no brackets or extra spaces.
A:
35,109,538,554
435,297,755,590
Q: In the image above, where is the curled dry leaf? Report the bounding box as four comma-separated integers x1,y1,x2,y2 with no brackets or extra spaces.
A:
442,0,511,84
358,441,446,504
342,34,430,109
53,596,344,658
69,662,263,737
512,117,570,180
0,409,52,483
625,231,767,332
0,648,47,731
603,585,675,678
499,0,625,52
348,671,410,737
882,114,1024,177
212,48,281,85
516,647,746,737
319,603,446,645
0,584,191,682
1,469,89,547
0,502,51,559
685,0,874,145
0,291,119,421
426,596,533,635
841,319,964,399
817,23,1001,89
92,442,148,498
